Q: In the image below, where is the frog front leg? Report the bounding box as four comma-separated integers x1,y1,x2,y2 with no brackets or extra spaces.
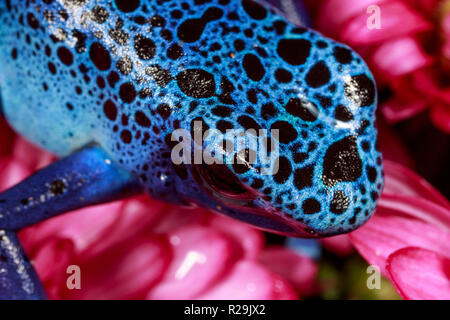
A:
0,230,47,299
0,146,141,230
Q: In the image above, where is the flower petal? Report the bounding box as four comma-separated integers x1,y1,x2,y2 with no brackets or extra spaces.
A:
147,226,236,299
258,246,318,298
430,102,450,134
209,214,264,260
371,37,433,78
383,160,450,210
350,205,450,275
340,2,432,46
316,0,387,38
387,247,450,300
320,235,354,257
65,236,170,300
198,261,297,300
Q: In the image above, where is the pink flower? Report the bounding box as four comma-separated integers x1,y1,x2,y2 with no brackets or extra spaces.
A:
349,160,450,299
310,0,450,133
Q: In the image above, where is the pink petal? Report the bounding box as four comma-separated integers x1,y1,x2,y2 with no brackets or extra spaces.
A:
381,97,429,123
350,206,450,275
383,160,450,210
12,137,55,171
82,196,167,258
430,102,450,134
340,2,432,46
209,214,264,260
378,195,450,232
19,200,125,254
152,205,212,234
320,234,354,257
316,0,388,38
0,160,32,191
147,226,236,299
258,246,318,297
387,247,450,300
371,37,433,78
64,236,170,300
197,261,297,300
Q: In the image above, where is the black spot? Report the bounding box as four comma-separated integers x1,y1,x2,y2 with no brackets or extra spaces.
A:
237,115,261,132
176,69,216,98
277,39,311,66
334,105,354,122
261,103,276,120
212,106,233,117
305,61,331,88
273,156,292,184
366,166,377,183
91,6,109,23
216,120,233,133
242,0,267,20
232,149,256,174
119,82,137,103
271,121,298,144
275,68,292,83
109,28,129,45
177,7,223,43
242,54,265,81
150,15,166,27
330,191,350,214
134,34,156,60
117,56,133,75
115,0,140,13
157,104,172,119
89,42,111,71
49,180,66,195
27,13,39,29
11,48,18,60
294,165,314,190
302,198,321,214
322,136,362,187
103,100,117,121
344,74,376,107
334,46,353,64
135,111,151,127
234,39,245,51
167,43,183,60
293,152,308,164
120,130,132,143
48,62,57,74
285,98,318,122
146,65,172,87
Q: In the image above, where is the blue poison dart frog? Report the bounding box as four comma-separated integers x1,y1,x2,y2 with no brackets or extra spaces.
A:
0,0,383,299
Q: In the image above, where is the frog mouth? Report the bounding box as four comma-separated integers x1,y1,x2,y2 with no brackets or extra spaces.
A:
190,163,319,237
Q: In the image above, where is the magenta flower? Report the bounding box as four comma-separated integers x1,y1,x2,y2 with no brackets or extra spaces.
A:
311,0,450,133
350,160,450,299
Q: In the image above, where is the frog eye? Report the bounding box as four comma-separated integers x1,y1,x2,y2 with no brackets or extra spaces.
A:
192,163,256,200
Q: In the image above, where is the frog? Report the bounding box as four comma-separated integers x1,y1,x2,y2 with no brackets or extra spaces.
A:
0,0,383,299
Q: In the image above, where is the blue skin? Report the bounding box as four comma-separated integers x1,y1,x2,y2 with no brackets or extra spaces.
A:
0,0,383,298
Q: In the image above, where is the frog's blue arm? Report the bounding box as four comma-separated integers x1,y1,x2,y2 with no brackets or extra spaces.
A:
0,230,47,299
0,146,140,299
0,146,141,230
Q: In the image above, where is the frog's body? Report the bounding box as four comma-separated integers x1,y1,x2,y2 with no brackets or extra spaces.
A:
0,0,383,239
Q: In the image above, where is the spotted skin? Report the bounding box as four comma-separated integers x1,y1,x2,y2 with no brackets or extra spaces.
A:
0,0,383,237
